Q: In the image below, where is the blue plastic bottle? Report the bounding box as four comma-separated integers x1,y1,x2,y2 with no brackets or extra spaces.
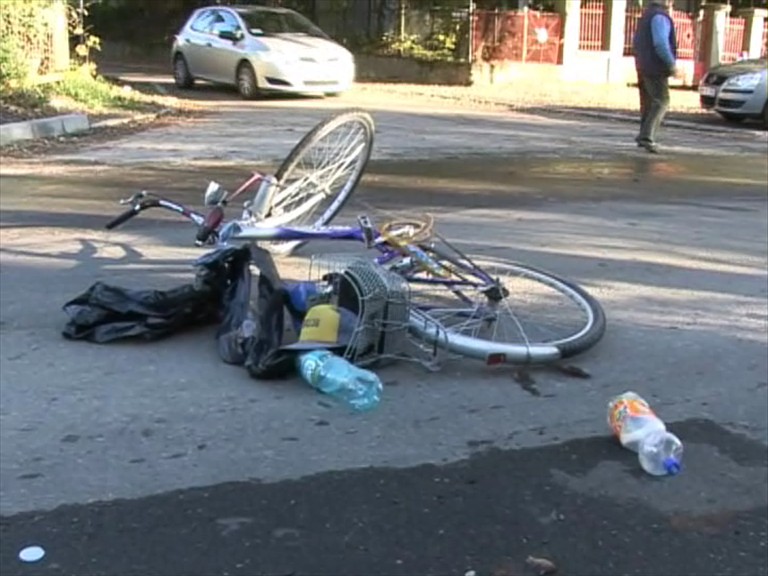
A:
297,350,383,411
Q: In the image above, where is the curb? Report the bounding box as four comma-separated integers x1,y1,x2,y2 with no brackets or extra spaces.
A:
550,107,763,134
0,109,174,148
0,113,90,147
90,108,172,129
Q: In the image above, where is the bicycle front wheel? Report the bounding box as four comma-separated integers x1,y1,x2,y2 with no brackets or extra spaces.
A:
261,109,375,256
405,252,606,365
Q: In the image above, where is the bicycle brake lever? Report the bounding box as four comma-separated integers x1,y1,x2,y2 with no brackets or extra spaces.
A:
119,190,147,206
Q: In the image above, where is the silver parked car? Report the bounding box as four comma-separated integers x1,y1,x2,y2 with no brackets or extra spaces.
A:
698,58,768,128
171,5,355,99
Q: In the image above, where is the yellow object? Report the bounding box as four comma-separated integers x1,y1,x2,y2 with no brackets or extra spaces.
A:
298,305,341,344
282,304,357,351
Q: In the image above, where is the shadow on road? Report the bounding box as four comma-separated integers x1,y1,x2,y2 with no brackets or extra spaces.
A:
0,418,765,576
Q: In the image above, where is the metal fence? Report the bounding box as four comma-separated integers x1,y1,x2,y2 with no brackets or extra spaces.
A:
624,7,695,59
578,0,603,51
722,15,746,63
472,8,561,64
314,2,472,60
671,9,696,60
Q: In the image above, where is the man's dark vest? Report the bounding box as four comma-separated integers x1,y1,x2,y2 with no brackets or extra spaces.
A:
633,4,677,77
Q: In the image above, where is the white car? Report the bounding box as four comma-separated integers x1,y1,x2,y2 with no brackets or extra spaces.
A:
699,58,768,128
171,4,355,99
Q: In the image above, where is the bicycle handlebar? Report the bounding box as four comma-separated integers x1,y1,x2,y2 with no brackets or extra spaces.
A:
105,191,207,235
105,207,140,230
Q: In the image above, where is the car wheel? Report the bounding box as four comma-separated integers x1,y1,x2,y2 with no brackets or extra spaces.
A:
236,62,259,100
718,112,745,123
173,54,194,89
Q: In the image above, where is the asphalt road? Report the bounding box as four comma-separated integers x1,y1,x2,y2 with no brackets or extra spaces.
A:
1,86,767,576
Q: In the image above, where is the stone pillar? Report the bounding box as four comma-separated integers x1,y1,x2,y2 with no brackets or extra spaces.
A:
554,0,581,68
701,3,730,68
603,0,627,83
738,8,768,59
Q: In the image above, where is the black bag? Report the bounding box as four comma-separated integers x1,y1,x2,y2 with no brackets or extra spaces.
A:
61,246,245,343
241,246,304,379
62,243,307,380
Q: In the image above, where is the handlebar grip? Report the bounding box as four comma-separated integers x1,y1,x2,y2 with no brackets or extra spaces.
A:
195,225,215,245
105,208,138,230
196,206,224,245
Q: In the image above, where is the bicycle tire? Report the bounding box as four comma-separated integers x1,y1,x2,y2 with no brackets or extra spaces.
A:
261,109,375,256
405,248,606,365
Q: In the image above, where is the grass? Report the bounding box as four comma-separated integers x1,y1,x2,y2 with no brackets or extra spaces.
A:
45,65,150,112
1,63,172,121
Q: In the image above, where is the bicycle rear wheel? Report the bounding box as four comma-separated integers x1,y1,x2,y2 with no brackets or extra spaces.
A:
261,109,374,256
403,245,606,365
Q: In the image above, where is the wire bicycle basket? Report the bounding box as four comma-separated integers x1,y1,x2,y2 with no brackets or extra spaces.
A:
307,254,442,370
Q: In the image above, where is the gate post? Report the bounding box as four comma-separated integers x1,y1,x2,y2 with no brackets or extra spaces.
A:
554,0,581,74
738,8,767,59
603,0,627,83
694,3,730,83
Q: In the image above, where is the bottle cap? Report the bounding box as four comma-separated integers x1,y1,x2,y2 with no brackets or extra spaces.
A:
663,457,682,475
19,546,45,562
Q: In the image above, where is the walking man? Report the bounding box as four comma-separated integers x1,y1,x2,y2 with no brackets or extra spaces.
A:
632,0,678,154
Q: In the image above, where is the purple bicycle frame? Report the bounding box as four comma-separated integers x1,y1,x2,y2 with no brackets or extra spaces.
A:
105,192,495,293
225,221,494,295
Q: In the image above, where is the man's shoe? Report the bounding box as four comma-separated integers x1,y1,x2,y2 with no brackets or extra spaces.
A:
638,140,659,154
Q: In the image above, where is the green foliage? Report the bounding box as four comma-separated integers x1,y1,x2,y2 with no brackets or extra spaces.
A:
373,7,466,62
67,1,102,63
44,64,146,111
0,0,53,90
0,38,29,90
380,32,460,61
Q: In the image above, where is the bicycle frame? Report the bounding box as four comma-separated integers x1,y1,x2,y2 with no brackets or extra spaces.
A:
106,190,496,293
223,220,495,291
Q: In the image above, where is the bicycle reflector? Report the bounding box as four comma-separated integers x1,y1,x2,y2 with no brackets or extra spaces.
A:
486,353,507,366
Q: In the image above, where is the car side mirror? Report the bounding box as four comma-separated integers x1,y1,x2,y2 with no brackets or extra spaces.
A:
218,28,242,42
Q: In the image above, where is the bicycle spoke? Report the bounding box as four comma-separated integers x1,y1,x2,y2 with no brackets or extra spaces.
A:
272,123,367,222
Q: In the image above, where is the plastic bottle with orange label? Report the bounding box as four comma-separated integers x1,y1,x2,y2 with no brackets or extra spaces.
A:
607,391,683,476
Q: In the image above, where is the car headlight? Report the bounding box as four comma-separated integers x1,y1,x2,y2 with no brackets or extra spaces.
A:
723,73,762,90
257,50,295,65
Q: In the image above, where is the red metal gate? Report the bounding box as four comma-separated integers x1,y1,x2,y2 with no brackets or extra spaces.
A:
671,9,696,60
624,8,695,59
472,9,562,64
723,16,746,62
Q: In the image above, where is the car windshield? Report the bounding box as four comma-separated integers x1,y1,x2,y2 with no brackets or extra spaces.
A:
236,9,328,38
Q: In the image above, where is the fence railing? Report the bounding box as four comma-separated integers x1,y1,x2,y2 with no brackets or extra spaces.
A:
624,7,640,56
671,9,696,60
763,20,768,58
622,8,751,65
723,16,746,63
578,0,604,51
